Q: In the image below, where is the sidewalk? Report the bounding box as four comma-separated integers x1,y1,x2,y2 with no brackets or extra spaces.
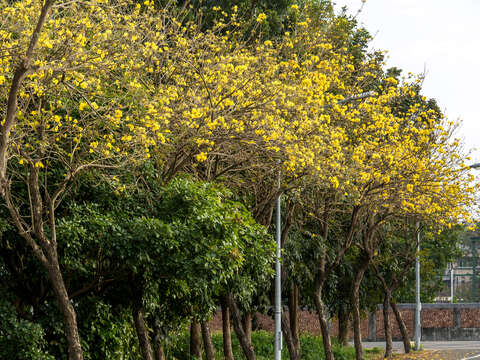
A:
362,341,480,360
386,350,480,360
363,341,480,350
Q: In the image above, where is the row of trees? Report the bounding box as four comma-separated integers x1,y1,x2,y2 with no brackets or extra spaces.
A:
0,0,477,359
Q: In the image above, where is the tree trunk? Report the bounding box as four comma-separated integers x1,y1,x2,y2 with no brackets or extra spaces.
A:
221,298,234,360
152,321,166,360
132,281,154,360
383,292,393,359
313,283,334,360
228,296,256,360
282,311,300,360
352,259,369,360
190,320,202,359
338,308,349,347
242,312,252,344
289,284,300,356
132,303,154,360
391,300,411,354
201,321,215,360
154,345,165,360
47,257,84,360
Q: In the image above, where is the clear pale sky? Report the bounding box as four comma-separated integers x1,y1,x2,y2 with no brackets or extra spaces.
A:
333,0,480,163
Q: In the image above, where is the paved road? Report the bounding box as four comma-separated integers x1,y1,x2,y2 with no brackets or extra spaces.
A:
361,341,480,359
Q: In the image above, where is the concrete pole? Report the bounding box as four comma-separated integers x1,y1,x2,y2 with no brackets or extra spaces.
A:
473,238,477,301
468,164,480,301
414,221,421,350
450,267,454,303
274,170,282,360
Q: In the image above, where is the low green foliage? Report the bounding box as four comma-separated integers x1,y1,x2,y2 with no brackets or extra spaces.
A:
78,298,141,360
166,330,376,359
364,347,382,355
0,299,54,360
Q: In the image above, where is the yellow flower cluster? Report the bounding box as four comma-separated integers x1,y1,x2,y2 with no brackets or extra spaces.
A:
0,0,476,228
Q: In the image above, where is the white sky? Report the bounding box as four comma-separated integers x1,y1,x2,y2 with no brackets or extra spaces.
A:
333,0,480,163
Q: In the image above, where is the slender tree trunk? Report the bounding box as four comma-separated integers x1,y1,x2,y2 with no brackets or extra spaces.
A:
281,283,300,359
338,309,349,347
154,345,165,360
313,283,334,360
391,300,411,354
242,313,252,344
201,321,215,360
221,298,234,360
190,320,202,359
47,257,84,360
289,284,300,355
132,281,154,360
352,259,369,360
228,296,256,360
152,321,166,360
282,311,300,360
132,308,153,360
382,292,393,359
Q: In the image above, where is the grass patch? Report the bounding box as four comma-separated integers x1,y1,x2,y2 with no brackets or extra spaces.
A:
365,346,382,354
165,330,378,359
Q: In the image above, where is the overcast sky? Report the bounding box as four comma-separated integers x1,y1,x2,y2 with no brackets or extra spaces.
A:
333,0,480,163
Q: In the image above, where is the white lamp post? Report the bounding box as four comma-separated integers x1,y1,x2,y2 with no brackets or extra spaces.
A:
274,169,282,360
414,221,421,350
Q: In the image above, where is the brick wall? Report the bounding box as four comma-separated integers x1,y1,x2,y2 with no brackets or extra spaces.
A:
369,303,480,341
460,308,480,327
210,310,326,335
209,309,370,338
209,303,480,341
375,308,413,339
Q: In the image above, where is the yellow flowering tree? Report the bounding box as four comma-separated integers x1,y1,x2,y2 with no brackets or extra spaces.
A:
1,1,478,360
0,2,361,358
0,1,257,358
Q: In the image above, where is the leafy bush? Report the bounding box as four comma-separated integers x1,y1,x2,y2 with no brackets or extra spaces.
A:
78,298,141,360
0,300,54,360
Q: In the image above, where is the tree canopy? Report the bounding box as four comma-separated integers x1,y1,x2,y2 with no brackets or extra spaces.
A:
0,0,478,360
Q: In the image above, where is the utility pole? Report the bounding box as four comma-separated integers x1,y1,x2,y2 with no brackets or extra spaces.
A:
414,221,421,350
473,237,479,301
274,168,282,360
469,164,480,302
450,265,454,303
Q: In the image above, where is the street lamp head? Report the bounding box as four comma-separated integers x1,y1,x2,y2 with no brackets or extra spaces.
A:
470,163,480,169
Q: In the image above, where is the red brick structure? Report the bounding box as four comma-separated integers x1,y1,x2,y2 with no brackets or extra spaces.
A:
209,303,480,341
370,303,480,341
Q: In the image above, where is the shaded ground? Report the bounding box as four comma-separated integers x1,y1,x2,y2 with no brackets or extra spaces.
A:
387,350,480,360
364,342,480,360
363,341,480,351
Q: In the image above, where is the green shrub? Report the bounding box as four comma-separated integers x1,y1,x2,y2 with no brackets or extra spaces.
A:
0,300,54,360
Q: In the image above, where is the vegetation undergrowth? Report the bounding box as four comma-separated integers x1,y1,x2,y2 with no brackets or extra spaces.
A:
166,330,382,359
